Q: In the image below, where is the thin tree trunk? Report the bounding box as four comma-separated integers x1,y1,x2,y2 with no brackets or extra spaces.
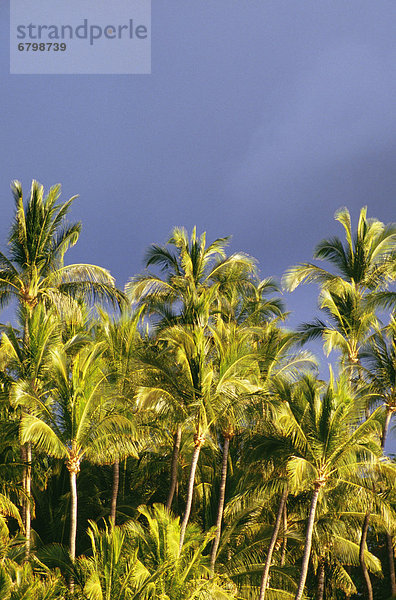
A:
166,425,182,511
210,436,230,576
387,531,396,598
24,442,32,560
280,502,288,567
294,484,321,600
22,314,31,560
179,434,204,552
259,487,288,600
69,469,78,561
21,444,26,532
359,512,373,600
68,468,78,593
382,408,396,596
317,561,325,600
382,407,392,450
110,460,119,525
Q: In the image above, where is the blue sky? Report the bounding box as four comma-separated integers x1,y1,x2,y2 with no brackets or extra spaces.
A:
1,1,396,445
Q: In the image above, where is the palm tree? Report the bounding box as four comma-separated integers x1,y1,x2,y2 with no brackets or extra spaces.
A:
296,287,377,371
129,227,260,515
1,305,61,558
361,319,396,597
283,207,396,597
0,180,123,313
362,319,396,449
283,206,396,296
0,180,124,554
208,320,263,575
96,308,143,525
278,374,384,600
15,341,135,562
126,226,257,328
77,504,236,600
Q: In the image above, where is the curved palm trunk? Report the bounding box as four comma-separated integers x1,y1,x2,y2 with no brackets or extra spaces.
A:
317,561,325,600
166,425,182,511
110,460,120,525
360,512,373,600
280,502,288,567
294,484,321,600
210,435,230,576
24,442,32,560
179,434,204,552
259,487,288,600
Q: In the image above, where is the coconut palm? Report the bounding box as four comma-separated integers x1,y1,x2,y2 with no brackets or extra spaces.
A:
361,318,396,597
295,287,377,371
278,374,384,600
14,340,136,562
208,320,316,579
283,207,396,598
0,180,124,555
0,180,123,314
126,226,257,328
207,320,263,575
77,504,236,600
96,308,143,524
0,305,61,557
283,206,396,296
362,318,396,449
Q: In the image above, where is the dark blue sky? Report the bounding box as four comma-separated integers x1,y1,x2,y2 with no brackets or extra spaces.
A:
1,1,396,444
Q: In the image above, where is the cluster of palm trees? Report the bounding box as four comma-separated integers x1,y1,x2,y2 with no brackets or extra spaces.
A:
0,180,395,599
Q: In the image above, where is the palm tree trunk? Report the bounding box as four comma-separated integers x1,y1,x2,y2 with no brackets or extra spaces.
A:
21,444,26,531
294,484,321,600
179,434,204,552
382,409,396,597
317,561,325,600
69,469,78,561
259,486,288,600
22,313,31,560
360,512,373,600
280,502,287,567
166,425,182,511
387,532,396,598
110,460,119,525
382,407,392,450
24,442,32,560
210,435,230,576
